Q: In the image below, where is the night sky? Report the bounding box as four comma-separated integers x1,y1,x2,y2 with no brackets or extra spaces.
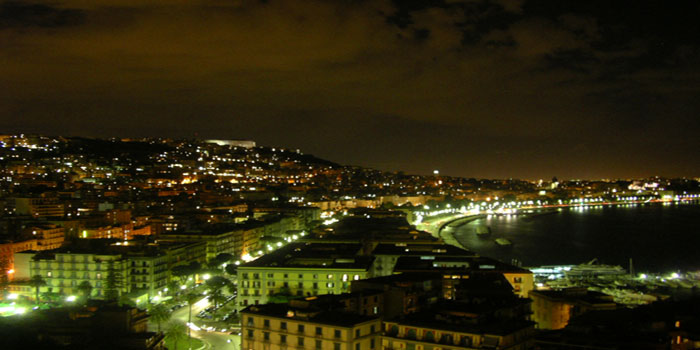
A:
2,0,700,179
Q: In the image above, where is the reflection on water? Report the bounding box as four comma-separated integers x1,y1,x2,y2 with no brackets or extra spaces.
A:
451,201,700,272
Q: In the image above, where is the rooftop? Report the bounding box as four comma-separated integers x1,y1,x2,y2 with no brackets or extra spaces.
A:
240,242,374,270
29,238,198,259
242,301,379,328
530,287,615,305
371,243,475,256
393,255,531,274
387,300,534,336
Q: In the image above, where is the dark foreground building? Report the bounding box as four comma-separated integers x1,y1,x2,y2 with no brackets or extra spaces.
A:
535,297,700,350
0,304,164,350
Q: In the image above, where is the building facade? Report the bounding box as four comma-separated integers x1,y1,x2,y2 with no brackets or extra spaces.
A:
529,288,616,330
13,241,205,304
242,302,382,350
236,243,374,310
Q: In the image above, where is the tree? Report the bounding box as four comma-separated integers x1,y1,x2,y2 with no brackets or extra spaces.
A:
148,303,172,333
166,280,179,296
209,253,233,269
205,276,232,310
183,292,201,348
172,261,202,286
77,281,93,304
268,287,293,304
209,289,227,316
224,263,237,276
171,265,190,285
29,275,46,304
165,320,188,350
104,262,121,302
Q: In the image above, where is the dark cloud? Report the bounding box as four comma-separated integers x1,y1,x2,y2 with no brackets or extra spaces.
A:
0,1,84,29
1,0,699,179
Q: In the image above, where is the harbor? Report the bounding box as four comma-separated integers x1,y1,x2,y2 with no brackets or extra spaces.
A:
530,261,700,306
417,202,700,307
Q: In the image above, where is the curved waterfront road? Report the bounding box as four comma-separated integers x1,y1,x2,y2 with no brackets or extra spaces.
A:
416,213,482,250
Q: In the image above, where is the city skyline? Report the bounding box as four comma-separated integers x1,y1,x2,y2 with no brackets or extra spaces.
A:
2,0,700,179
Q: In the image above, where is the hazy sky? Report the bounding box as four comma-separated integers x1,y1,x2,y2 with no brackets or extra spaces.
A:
2,0,699,179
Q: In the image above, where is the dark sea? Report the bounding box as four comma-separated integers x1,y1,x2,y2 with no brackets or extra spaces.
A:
451,201,700,273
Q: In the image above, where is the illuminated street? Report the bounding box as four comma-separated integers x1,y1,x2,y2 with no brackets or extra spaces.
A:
150,296,239,350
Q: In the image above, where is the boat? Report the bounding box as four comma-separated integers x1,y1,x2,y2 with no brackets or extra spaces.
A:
476,226,491,237
565,259,626,278
495,238,512,246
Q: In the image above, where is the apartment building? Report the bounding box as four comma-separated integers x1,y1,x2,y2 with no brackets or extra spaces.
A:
0,239,37,279
236,243,374,310
27,224,65,250
10,197,65,217
351,273,443,319
21,249,129,300
392,255,534,298
158,227,238,261
529,287,616,330
382,300,536,350
242,300,382,350
13,240,205,304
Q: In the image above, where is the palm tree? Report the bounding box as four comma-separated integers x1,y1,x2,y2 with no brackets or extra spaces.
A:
165,320,188,350
29,275,46,304
148,303,172,333
183,292,200,350
77,281,92,304
209,289,227,316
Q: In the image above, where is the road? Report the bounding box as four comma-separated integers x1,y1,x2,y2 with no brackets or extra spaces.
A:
150,296,241,350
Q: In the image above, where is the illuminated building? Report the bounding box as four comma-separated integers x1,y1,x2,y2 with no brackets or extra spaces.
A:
236,243,374,311
12,240,205,304
9,197,65,218
24,224,65,250
241,298,382,350
158,228,238,261
206,139,257,148
0,239,37,280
